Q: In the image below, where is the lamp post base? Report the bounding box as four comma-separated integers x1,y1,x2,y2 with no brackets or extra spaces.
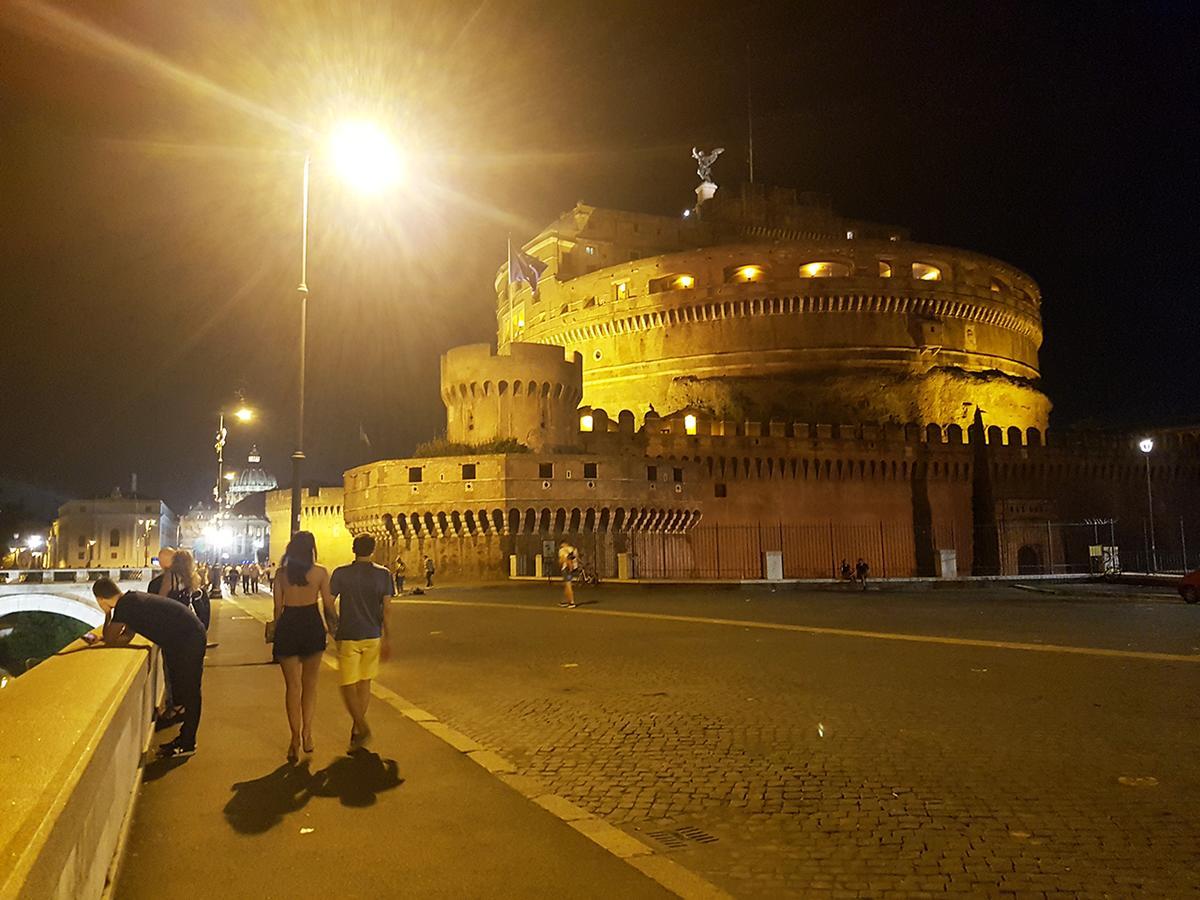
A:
290,451,305,536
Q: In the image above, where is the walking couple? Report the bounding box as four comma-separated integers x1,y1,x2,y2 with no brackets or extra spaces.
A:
270,531,394,762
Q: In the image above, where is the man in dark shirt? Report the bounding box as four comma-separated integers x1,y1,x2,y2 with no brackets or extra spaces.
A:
93,577,207,758
328,534,394,750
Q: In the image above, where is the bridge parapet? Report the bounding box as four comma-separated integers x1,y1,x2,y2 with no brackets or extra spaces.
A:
0,631,162,898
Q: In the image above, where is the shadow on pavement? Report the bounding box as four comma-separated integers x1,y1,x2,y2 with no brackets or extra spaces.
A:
310,750,403,808
142,755,190,783
224,761,314,834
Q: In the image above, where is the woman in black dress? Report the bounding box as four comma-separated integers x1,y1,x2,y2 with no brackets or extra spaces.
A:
271,531,335,761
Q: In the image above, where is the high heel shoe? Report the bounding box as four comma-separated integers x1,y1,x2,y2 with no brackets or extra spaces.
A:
287,742,300,763
302,737,314,754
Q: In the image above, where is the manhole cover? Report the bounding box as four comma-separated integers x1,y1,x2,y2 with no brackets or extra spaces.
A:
646,826,719,850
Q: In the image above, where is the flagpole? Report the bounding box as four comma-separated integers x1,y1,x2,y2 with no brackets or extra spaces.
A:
506,235,513,342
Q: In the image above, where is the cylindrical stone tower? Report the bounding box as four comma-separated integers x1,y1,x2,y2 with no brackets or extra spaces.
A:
440,342,583,451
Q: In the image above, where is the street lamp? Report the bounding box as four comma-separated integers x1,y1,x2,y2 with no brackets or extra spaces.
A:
1138,437,1157,572
215,405,254,507
290,121,404,535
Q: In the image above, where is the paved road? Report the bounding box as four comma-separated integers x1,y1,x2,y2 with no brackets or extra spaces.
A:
372,581,1200,897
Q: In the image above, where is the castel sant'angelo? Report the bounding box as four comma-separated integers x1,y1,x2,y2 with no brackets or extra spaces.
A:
287,176,1198,582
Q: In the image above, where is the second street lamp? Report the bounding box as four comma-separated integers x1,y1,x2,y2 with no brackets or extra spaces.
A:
289,121,404,535
1138,437,1157,572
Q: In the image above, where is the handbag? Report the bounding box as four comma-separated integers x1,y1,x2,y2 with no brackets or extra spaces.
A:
264,620,276,643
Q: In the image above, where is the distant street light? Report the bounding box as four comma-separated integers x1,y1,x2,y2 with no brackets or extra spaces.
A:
215,405,254,507
290,121,404,535
1139,437,1157,572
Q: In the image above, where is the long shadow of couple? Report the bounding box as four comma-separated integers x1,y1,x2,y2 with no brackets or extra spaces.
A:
224,750,403,834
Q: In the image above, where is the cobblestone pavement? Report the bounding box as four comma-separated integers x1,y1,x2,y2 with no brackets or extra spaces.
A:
377,584,1200,898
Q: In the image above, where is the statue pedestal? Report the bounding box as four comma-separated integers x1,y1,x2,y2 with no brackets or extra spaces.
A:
694,181,718,210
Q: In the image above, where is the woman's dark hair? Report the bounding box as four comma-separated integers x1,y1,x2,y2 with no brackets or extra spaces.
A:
283,531,317,586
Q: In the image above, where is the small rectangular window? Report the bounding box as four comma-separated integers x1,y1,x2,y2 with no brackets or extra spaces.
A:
714,483,727,498
408,467,423,483
673,467,684,483
461,463,476,480
646,465,658,481
583,462,598,479
539,463,554,479
584,245,595,255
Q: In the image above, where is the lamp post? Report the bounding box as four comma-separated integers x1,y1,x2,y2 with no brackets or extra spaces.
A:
289,121,403,535
1138,437,1157,572
215,406,253,508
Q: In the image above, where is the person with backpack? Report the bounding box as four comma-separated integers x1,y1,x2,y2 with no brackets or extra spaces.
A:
422,554,435,588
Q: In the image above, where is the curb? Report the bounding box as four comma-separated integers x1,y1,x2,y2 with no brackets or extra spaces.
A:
227,596,731,900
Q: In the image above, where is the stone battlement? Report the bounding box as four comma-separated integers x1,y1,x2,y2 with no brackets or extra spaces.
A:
577,407,1200,456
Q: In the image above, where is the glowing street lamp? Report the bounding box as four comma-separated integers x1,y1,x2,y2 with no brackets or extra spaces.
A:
215,404,254,507
290,120,403,535
1138,437,1157,572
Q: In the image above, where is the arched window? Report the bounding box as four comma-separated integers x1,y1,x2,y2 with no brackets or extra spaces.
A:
878,260,893,277
912,262,942,281
724,263,767,283
990,277,1007,293
109,528,120,547
798,261,850,278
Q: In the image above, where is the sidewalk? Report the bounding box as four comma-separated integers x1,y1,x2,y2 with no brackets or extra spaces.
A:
117,599,673,899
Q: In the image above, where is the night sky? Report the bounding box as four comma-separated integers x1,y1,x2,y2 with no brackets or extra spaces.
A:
2,1,1197,515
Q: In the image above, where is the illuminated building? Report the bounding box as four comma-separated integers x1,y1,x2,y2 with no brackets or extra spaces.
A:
317,186,1199,581
48,490,178,568
496,185,1049,433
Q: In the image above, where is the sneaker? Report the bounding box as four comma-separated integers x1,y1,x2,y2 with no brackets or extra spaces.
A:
154,710,184,731
157,740,196,759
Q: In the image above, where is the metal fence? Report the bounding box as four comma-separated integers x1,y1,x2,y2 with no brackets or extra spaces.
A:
509,515,1196,581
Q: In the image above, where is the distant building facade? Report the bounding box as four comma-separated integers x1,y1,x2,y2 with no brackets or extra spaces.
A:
49,493,178,568
178,496,269,565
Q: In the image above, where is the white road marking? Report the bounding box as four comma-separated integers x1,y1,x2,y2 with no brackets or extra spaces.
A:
402,599,1200,664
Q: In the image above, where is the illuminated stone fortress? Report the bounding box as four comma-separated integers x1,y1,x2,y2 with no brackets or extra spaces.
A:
497,185,1049,433
325,184,1197,582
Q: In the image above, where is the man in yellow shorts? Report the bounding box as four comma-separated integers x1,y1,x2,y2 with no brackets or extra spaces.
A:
330,534,394,750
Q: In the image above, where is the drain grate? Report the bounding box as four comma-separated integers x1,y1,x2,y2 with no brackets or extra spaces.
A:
647,826,719,850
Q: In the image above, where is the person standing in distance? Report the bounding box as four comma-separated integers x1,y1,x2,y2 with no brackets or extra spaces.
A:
422,554,435,589
330,534,394,751
91,577,207,758
557,540,579,608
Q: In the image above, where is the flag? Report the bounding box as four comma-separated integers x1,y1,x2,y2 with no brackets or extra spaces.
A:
358,423,372,448
508,239,548,295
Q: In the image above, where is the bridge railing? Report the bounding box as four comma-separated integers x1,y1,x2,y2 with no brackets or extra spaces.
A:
0,628,162,897
0,568,152,585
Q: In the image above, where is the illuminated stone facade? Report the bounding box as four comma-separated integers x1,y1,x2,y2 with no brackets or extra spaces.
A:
496,186,1049,433
49,495,178,568
265,487,354,568
336,187,1197,582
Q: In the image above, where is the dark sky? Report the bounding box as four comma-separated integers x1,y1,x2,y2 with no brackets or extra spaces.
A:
2,0,1197,514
